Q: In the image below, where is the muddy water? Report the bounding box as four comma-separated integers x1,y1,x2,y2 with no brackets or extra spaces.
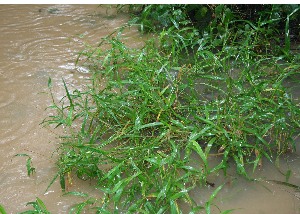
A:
0,4,141,213
0,4,299,214
186,151,300,214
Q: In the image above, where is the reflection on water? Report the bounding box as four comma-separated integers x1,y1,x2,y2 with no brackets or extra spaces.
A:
0,4,299,214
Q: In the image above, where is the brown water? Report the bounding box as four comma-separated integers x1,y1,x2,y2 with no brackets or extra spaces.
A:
0,4,140,213
0,4,299,214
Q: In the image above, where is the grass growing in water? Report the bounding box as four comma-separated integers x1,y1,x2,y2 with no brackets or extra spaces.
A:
15,154,36,177
40,5,300,213
19,198,50,214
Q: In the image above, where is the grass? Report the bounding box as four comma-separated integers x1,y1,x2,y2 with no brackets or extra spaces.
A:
9,4,300,214
15,154,36,177
18,198,50,214
41,19,300,212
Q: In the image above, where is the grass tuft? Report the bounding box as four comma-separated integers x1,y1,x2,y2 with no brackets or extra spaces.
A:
40,4,300,213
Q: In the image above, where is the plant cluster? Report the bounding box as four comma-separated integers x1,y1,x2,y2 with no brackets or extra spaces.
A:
44,36,226,212
126,4,300,59
11,4,300,214
43,9,299,213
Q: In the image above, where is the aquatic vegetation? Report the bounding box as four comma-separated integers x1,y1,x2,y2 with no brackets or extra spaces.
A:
37,4,300,213
44,39,299,214
18,197,50,214
15,154,36,177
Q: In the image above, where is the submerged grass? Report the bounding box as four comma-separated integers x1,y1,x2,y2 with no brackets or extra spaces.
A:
43,32,299,214
15,4,300,214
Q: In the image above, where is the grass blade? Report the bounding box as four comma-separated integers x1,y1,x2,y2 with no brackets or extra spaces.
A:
205,184,224,214
0,204,7,214
62,78,73,107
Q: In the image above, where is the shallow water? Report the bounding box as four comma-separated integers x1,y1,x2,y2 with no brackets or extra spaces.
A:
187,151,300,214
0,4,140,213
0,4,299,214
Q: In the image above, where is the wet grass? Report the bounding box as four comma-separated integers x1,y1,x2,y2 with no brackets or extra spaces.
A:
18,198,50,214
7,5,300,214
40,15,300,212
15,154,36,177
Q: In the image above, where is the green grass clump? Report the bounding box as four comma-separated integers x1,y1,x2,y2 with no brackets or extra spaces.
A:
45,37,221,212
40,5,300,213
18,197,50,214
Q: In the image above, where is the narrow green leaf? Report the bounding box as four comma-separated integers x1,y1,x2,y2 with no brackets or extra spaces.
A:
62,78,73,107
171,120,185,129
170,189,188,201
205,137,216,155
100,162,124,182
26,157,35,177
189,140,207,169
159,85,170,96
112,172,141,203
205,184,224,213
18,211,38,214
170,18,179,29
47,77,52,88
189,205,204,213
36,197,49,213
241,127,268,147
189,126,211,141
285,8,300,53
15,154,35,177
138,122,163,130
0,204,7,214
15,153,30,158
45,173,59,193
221,209,235,214
170,200,180,214
66,105,74,126
60,173,66,192
157,178,171,204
